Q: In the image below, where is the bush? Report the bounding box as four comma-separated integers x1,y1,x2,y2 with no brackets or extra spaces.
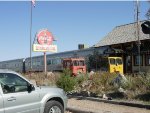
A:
89,72,118,94
56,69,77,92
76,73,88,85
124,74,150,92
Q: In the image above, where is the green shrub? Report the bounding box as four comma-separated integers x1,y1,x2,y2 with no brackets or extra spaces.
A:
124,75,149,92
76,74,88,85
120,76,134,90
144,74,150,90
56,69,77,92
90,72,118,94
62,68,72,76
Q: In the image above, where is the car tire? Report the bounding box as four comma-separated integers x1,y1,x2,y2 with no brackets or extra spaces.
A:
44,100,64,113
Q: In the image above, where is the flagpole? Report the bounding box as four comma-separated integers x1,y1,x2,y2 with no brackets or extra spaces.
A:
30,1,33,72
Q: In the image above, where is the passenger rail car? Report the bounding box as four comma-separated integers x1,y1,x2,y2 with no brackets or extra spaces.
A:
0,59,24,72
0,47,107,73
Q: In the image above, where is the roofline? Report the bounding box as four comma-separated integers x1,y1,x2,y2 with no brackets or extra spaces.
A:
116,20,149,28
0,58,24,62
25,47,94,60
96,39,150,47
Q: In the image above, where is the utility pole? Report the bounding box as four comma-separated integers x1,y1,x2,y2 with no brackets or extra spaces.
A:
136,0,141,73
30,1,33,72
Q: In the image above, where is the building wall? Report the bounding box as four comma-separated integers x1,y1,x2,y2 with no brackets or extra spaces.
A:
132,54,150,73
109,40,150,73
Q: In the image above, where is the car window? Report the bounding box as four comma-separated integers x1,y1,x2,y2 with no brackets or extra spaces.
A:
0,73,28,94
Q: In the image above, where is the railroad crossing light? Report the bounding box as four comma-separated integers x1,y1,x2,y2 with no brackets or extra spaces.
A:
141,21,150,34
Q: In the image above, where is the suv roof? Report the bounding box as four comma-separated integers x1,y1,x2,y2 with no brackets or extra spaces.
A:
0,69,16,73
0,69,22,78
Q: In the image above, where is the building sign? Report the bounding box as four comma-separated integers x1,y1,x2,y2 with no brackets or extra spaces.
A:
33,44,57,52
37,29,53,45
33,29,57,52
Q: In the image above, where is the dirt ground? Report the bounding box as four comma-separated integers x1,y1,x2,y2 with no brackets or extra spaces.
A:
67,97,150,113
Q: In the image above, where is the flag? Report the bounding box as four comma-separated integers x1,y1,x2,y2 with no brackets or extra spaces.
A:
31,0,35,7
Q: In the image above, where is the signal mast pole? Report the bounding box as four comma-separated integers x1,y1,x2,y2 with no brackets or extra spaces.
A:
136,0,141,73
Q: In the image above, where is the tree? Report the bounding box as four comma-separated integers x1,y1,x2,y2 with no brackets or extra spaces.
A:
86,50,101,71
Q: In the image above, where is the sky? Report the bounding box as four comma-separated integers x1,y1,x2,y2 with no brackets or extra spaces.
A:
0,1,149,61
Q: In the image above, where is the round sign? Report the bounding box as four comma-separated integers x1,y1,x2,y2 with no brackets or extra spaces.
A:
37,29,53,45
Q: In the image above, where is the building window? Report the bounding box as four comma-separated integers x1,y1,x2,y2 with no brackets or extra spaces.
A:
145,54,150,66
134,55,143,66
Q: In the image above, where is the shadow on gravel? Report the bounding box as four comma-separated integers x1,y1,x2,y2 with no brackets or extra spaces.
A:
66,108,94,113
107,92,126,99
135,92,150,101
67,91,98,97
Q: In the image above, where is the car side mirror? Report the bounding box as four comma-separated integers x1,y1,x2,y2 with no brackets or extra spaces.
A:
27,84,35,92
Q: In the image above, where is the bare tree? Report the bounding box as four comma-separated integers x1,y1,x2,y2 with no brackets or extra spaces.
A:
146,1,150,19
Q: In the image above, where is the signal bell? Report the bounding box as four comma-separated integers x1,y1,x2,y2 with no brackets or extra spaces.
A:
141,21,150,34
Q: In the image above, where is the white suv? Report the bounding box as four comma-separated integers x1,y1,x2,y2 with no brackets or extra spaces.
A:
0,69,67,113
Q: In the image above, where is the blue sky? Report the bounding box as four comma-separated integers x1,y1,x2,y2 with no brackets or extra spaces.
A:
0,1,149,61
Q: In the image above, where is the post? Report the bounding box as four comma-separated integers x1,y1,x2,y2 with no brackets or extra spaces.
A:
136,0,141,73
44,52,47,74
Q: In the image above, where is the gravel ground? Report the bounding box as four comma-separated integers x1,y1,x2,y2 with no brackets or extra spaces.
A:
65,111,72,113
67,97,150,113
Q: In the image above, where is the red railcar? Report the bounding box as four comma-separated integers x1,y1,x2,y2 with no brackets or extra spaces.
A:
62,58,86,76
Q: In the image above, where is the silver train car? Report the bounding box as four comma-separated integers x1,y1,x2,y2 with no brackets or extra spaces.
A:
0,58,25,72
0,47,107,73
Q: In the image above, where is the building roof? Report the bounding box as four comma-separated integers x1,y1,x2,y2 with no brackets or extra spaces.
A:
94,21,150,47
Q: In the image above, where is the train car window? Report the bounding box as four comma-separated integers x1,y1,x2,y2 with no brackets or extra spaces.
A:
109,58,115,65
40,60,44,66
15,64,17,67
32,62,36,66
56,59,60,64
47,59,52,65
57,59,62,64
36,61,40,66
2,64,6,68
67,61,71,67
52,59,56,64
31,61,34,66
79,60,84,66
63,61,71,67
73,61,78,66
116,58,122,65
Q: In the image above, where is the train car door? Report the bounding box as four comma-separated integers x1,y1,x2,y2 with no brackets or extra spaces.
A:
108,57,116,73
116,57,123,74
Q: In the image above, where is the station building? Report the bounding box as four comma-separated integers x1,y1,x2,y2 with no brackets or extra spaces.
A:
94,21,150,73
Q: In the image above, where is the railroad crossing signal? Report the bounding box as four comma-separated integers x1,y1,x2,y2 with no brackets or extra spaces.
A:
141,21,150,34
